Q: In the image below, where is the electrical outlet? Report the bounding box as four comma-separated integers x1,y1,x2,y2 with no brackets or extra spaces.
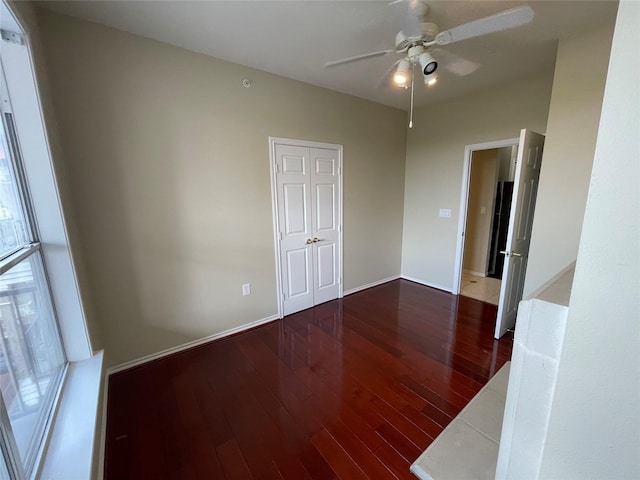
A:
242,283,251,296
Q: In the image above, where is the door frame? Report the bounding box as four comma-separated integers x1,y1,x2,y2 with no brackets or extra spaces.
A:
268,136,344,319
452,138,519,295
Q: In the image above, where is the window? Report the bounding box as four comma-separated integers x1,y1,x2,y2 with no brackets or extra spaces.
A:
0,2,97,477
0,65,67,478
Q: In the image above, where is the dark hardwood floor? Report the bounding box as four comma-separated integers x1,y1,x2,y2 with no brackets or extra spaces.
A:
105,279,513,479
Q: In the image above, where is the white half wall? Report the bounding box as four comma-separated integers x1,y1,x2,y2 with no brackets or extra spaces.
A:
496,299,569,480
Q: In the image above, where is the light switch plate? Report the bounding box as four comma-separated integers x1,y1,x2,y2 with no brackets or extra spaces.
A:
242,283,251,296
439,209,452,218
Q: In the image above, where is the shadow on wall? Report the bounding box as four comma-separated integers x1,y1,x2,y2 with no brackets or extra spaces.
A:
56,52,278,367
36,9,408,368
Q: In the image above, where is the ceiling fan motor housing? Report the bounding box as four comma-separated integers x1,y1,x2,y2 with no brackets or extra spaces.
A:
422,22,439,39
407,45,424,58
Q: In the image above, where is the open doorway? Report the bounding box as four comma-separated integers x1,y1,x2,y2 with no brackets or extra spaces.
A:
459,145,517,304
452,138,519,301
454,131,545,338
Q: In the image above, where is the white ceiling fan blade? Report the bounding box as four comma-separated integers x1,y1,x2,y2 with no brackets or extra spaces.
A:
435,5,534,46
431,48,480,76
324,49,396,68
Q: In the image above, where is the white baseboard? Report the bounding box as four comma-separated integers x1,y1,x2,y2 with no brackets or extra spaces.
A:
343,275,400,296
96,273,456,476
98,314,279,478
523,261,576,300
401,275,452,293
107,314,280,376
463,269,487,278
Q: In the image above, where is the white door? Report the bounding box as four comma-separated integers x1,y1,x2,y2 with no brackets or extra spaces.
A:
310,148,341,305
494,129,545,338
274,143,341,316
276,144,314,315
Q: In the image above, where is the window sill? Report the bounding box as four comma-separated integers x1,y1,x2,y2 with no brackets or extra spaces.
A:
37,351,103,480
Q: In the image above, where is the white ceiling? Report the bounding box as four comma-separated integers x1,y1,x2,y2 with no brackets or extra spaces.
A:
37,1,618,111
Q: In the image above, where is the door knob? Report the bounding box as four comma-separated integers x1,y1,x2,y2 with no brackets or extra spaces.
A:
312,237,325,243
511,252,523,257
306,239,313,245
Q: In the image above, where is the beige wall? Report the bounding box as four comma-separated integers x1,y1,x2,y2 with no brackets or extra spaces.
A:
402,71,554,290
29,7,616,369
463,149,498,275
539,2,639,476
497,145,516,182
523,21,615,297
35,9,407,367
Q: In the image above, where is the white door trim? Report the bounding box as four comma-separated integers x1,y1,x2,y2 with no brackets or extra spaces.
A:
268,136,344,319
452,138,519,295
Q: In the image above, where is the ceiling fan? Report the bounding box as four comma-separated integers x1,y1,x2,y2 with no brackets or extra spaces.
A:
324,1,535,127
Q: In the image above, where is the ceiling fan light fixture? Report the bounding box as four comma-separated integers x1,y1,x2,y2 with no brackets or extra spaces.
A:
393,72,407,85
393,59,410,86
418,52,438,76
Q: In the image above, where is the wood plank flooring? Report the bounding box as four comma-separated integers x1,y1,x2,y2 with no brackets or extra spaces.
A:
104,279,513,479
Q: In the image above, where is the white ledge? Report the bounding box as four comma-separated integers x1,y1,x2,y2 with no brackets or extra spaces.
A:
38,351,103,480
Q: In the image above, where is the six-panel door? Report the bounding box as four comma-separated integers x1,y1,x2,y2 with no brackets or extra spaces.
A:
275,143,341,316
495,129,545,338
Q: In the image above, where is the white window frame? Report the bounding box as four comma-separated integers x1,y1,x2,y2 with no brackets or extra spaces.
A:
0,1,97,478
1,2,92,362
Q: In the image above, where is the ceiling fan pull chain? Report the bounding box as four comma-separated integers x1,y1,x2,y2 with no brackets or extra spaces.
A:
409,62,415,128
